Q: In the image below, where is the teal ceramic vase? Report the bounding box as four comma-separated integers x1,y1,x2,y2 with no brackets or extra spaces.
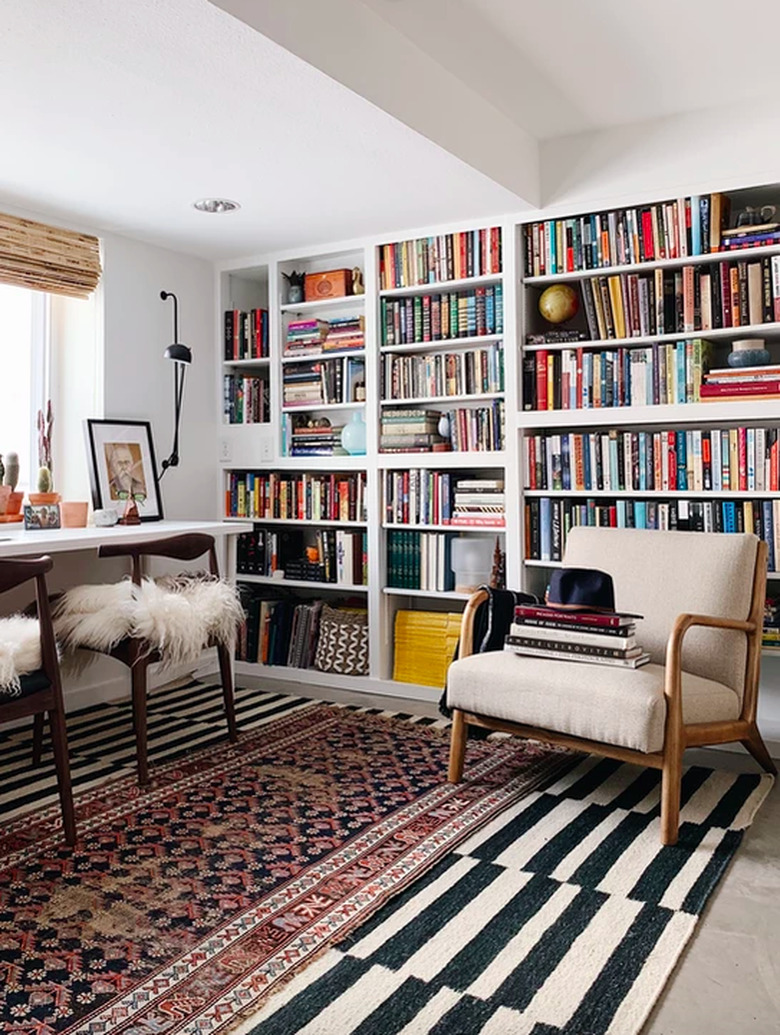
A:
340,411,367,455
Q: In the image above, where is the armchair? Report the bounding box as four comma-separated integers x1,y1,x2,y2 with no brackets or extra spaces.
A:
446,527,776,845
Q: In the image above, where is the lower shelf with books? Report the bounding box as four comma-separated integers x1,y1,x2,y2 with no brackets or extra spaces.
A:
237,525,368,585
386,528,504,594
524,494,780,570
383,466,505,527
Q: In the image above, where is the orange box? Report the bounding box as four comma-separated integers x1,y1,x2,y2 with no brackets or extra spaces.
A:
304,268,352,301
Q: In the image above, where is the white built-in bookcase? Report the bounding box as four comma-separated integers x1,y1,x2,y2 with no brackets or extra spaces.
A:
216,182,780,704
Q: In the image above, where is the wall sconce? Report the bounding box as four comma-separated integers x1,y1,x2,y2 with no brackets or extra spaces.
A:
159,290,192,479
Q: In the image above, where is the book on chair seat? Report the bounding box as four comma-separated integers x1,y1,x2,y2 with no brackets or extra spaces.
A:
504,640,651,668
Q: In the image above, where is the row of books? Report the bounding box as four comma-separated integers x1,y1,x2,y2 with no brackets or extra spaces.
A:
222,375,269,425
379,227,502,290
381,345,504,401
236,527,367,585
383,471,505,527
522,341,710,411
506,604,649,669
225,471,367,522
525,496,780,570
286,416,345,457
393,610,461,688
524,426,780,494
284,316,365,357
701,364,780,402
282,356,365,408
522,193,730,276
443,400,506,453
387,530,454,592
763,595,780,651
380,285,504,346
574,257,780,344
223,308,270,361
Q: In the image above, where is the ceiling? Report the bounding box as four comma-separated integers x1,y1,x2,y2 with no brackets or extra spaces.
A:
0,0,520,260
3,1,779,261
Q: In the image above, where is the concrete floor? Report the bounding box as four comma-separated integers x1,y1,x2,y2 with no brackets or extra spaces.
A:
248,676,780,1035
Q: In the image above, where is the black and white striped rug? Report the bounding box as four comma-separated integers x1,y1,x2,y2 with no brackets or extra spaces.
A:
1,682,772,1035
239,751,772,1035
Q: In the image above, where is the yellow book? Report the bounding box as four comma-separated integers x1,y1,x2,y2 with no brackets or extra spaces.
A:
607,276,626,339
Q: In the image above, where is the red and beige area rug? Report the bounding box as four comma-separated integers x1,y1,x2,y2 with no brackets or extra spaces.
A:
0,697,571,1034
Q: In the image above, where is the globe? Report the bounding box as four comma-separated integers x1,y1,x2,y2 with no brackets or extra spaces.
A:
538,284,579,324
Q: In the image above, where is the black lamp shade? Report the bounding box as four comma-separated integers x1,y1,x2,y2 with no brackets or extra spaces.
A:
164,343,192,364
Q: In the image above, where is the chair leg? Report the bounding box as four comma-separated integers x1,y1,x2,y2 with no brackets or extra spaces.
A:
217,642,238,743
741,724,778,775
48,705,76,847
660,745,683,846
32,712,45,766
131,661,150,787
448,709,468,783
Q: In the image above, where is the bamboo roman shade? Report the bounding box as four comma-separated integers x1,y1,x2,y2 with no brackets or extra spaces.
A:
0,212,101,298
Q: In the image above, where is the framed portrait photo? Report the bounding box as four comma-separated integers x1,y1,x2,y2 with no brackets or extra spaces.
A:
24,503,61,530
84,419,163,521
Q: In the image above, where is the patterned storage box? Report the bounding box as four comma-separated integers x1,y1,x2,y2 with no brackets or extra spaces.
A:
314,605,368,676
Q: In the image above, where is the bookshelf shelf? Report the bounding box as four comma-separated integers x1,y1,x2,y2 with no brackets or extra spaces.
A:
237,574,368,591
523,489,780,500
380,392,503,407
282,400,366,413
383,587,472,601
519,401,780,430
380,334,503,355
235,518,368,528
223,357,271,369
282,349,366,365
523,322,780,352
280,296,365,314
378,451,508,469
382,522,505,531
524,242,780,285
379,273,501,299
524,559,563,568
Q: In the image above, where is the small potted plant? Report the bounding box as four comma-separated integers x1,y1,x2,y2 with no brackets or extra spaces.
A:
28,401,60,506
2,452,24,519
282,269,306,305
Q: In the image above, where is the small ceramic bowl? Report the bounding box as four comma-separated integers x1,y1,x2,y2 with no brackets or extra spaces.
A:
93,508,119,527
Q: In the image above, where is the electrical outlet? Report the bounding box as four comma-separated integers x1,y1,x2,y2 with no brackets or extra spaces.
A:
219,438,232,463
260,437,273,460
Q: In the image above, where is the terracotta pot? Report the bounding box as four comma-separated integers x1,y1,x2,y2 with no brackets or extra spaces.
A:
28,492,61,506
61,501,89,528
0,486,10,515
6,491,23,515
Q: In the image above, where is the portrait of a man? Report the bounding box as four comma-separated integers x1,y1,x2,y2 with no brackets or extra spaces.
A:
104,442,147,501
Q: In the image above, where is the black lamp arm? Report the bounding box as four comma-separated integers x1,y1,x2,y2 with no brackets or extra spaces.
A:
158,290,188,481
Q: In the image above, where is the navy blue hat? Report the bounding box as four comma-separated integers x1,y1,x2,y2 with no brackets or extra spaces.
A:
545,568,642,617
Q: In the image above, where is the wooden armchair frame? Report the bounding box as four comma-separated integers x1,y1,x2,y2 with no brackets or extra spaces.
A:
1,555,75,846
448,540,776,845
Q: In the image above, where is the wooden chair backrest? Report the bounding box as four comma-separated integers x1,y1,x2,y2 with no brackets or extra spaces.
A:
98,533,219,585
0,555,60,696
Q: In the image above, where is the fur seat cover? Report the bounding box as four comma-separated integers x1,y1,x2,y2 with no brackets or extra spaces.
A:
0,616,43,696
53,575,244,668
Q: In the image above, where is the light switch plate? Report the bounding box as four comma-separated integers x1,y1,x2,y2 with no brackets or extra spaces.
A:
219,438,232,462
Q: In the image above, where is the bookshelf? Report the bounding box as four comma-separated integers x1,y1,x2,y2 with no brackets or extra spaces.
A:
217,221,518,700
518,182,780,612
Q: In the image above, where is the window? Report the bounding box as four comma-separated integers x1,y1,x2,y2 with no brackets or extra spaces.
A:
0,284,47,493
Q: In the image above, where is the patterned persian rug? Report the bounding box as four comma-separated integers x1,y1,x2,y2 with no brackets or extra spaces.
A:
0,683,772,1035
0,689,571,1035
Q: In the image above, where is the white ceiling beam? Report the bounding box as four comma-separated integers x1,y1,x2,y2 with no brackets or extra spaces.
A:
209,0,540,208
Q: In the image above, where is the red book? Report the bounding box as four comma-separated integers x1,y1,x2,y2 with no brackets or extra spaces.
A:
772,438,780,492
700,381,780,398
720,263,732,327
535,350,548,411
738,427,748,491
641,210,654,260
514,605,634,629
528,435,537,489
668,431,677,490
576,348,584,408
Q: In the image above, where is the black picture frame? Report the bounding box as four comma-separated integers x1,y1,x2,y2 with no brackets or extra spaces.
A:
84,419,163,522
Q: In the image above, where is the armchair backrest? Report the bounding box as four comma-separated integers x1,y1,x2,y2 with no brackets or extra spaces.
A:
563,528,760,696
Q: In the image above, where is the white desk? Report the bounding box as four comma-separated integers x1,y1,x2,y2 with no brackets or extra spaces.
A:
0,519,252,558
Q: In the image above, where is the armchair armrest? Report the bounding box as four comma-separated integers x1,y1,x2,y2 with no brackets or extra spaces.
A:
457,589,489,660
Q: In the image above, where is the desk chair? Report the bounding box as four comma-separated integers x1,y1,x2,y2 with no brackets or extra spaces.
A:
0,556,75,846
447,527,776,845
51,533,240,786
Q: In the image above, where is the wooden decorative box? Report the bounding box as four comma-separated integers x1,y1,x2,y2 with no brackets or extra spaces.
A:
304,268,352,301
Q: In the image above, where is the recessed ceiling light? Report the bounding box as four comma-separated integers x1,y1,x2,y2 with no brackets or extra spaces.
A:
193,198,241,214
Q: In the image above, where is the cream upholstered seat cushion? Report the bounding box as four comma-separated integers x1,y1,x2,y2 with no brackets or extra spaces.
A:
446,650,740,753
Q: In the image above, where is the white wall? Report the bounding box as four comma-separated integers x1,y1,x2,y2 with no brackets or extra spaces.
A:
101,233,216,520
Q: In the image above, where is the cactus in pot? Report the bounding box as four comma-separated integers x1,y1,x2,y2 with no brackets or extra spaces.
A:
36,400,54,493
3,452,19,491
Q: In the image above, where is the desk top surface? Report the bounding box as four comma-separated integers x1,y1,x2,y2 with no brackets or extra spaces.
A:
0,519,253,557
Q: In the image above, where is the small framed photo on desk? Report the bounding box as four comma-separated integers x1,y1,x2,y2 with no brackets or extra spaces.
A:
24,503,61,530
85,419,163,522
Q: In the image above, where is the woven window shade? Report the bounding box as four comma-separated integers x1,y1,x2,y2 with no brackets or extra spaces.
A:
0,212,101,298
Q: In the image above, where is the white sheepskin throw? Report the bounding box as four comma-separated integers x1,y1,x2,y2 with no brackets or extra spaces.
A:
0,615,43,697
53,575,244,669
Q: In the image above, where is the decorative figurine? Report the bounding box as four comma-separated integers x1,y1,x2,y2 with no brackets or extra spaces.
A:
282,270,306,305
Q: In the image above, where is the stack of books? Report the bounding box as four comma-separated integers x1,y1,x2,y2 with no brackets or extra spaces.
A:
721,223,780,251
451,477,505,526
285,319,330,356
288,417,345,457
380,408,446,452
701,365,780,402
392,610,462,687
763,595,780,652
322,315,364,352
505,604,649,669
